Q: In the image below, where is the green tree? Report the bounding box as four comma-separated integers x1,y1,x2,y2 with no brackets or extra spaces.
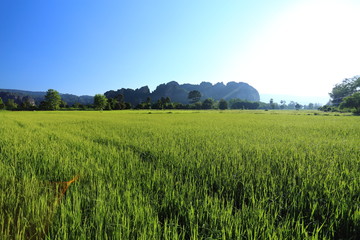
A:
202,98,214,109
287,101,296,109
105,102,112,110
124,102,132,109
164,97,174,109
330,76,360,105
0,97,5,110
94,94,108,110
6,99,18,110
73,102,80,109
270,98,275,109
141,97,152,109
154,98,164,110
44,89,61,110
295,103,302,110
188,90,201,103
165,97,171,104
60,100,67,108
112,94,126,110
20,97,35,110
107,98,118,110
339,92,360,114
152,97,171,109
193,101,202,109
280,100,286,109
218,99,228,110
229,99,259,109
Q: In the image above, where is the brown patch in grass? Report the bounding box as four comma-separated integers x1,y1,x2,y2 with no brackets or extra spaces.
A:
26,175,81,239
50,175,80,203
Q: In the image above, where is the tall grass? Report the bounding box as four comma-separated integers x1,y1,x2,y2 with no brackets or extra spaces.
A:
1,110,360,239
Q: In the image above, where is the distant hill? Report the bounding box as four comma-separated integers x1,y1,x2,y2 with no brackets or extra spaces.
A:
0,81,260,107
105,81,260,106
0,89,94,106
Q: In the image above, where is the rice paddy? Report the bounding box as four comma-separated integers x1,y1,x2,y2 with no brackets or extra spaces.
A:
1,110,360,239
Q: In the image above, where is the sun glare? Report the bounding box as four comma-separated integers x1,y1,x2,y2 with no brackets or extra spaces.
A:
226,0,360,97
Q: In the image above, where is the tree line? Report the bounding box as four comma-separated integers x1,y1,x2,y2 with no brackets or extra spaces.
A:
0,88,322,111
94,90,261,110
262,99,322,110
0,89,265,111
5,81,357,112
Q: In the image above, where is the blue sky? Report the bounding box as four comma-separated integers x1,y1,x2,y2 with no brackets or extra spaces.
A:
1,0,359,103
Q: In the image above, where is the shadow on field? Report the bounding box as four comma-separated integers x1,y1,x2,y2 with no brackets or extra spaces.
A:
126,145,156,164
92,138,157,164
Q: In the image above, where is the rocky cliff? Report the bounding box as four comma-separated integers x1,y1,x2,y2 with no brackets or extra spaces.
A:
105,81,260,105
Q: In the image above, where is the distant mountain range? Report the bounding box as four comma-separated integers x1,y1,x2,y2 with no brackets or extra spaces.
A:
1,83,329,107
105,81,260,106
0,89,93,106
0,81,260,106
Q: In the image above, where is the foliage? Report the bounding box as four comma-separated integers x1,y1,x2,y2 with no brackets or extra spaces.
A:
188,90,201,103
330,75,360,105
150,97,173,109
20,97,35,110
107,98,118,110
0,97,5,109
218,99,228,110
72,102,80,108
269,98,275,109
93,94,108,110
202,98,214,109
124,102,132,109
1,111,360,239
307,103,314,109
59,100,67,108
104,94,127,110
192,101,202,109
229,99,259,109
318,105,336,112
104,102,112,110
287,101,297,109
280,100,286,109
339,92,360,114
6,99,18,110
44,89,62,110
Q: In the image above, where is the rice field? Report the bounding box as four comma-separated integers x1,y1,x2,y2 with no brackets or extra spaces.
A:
1,110,360,239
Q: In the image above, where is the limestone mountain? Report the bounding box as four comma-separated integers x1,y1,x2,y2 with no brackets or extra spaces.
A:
1,80,260,107
104,86,151,105
180,81,259,102
105,81,260,106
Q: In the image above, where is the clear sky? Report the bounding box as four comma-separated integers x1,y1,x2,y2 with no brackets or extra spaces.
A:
1,0,359,101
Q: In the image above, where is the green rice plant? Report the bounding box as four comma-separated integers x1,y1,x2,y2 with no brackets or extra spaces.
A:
0,110,360,239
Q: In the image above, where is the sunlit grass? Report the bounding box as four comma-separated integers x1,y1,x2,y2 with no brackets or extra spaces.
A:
1,110,360,239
